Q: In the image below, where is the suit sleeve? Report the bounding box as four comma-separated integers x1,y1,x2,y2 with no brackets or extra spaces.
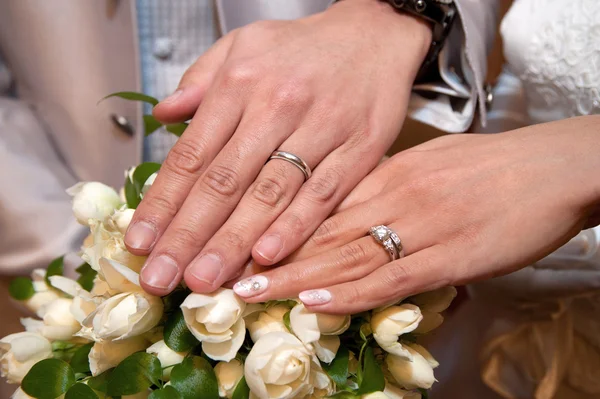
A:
409,0,501,133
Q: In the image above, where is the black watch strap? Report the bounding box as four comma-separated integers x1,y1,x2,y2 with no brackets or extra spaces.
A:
384,0,457,82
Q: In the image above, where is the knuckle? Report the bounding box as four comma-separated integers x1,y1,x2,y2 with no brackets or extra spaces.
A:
221,63,256,89
144,193,179,220
282,213,307,241
310,218,338,247
223,230,246,252
251,176,287,208
171,225,203,248
202,165,240,198
269,80,310,111
165,140,206,176
384,262,413,287
337,242,369,270
305,167,342,204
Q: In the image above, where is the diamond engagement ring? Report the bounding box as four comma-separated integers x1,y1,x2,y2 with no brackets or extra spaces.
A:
267,151,312,181
369,225,405,261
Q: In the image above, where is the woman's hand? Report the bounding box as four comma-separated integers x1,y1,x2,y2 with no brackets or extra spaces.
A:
125,0,433,296
231,116,600,314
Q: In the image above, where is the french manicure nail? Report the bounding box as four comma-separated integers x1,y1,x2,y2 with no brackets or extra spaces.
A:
255,234,283,261
140,255,179,290
161,88,184,104
126,221,157,250
188,253,223,285
299,289,332,305
233,276,269,297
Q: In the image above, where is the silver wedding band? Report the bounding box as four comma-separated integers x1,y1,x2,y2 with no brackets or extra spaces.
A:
369,225,405,262
267,151,312,180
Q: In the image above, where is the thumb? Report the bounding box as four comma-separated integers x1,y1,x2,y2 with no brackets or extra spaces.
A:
152,32,235,124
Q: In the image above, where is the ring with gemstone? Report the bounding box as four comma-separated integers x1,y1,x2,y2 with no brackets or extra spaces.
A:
369,225,405,261
267,151,312,181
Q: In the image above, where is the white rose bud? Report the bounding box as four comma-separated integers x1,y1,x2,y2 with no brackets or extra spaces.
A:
67,182,122,226
146,340,187,380
312,335,341,364
214,360,244,398
371,305,422,359
181,289,246,362
246,305,289,343
245,332,314,399
81,291,163,341
23,269,61,316
409,287,457,313
109,208,135,235
141,172,157,198
0,332,52,384
21,298,81,341
382,383,422,399
386,344,437,390
89,337,148,376
289,304,350,344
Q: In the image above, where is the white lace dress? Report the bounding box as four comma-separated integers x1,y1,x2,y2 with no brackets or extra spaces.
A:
429,1,600,398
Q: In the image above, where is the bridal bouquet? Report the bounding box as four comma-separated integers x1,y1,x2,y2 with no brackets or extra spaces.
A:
2,93,455,399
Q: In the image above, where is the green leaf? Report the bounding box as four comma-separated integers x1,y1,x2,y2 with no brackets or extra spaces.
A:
359,323,372,342
165,123,188,136
283,310,292,333
45,255,65,284
323,346,350,386
356,347,385,395
418,388,430,399
107,352,162,396
164,309,199,352
101,91,159,106
86,369,113,393
149,386,183,399
170,356,219,399
232,376,250,399
65,383,99,399
70,343,94,374
162,287,190,314
22,359,76,399
9,277,35,301
144,114,163,136
75,263,97,292
125,162,161,208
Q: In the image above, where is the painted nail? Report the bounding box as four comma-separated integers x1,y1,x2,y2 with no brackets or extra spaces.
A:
255,235,283,261
140,255,179,290
188,253,223,285
299,289,332,305
125,221,157,250
161,88,184,104
233,276,269,297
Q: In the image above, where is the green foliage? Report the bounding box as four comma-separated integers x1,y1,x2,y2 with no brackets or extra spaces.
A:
101,92,159,106
45,256,65,284
328,392,360,399
165,123,189,136
107,353,162,396
65,383,99,399
283,310,292,333
86,369,113,393
164,309,199,352
8,277,34,300
144,114,163,136
22,359,76,399
355,347,385,395
149,386,183,399
70,343,94,374
232,377,250,399
75,263,97,292
323,346,350,387
124,162,161,208
170,356,219,399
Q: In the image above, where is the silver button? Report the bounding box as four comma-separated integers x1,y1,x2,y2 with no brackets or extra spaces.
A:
153,37,174,60
111,114,134,137
484,83,494,110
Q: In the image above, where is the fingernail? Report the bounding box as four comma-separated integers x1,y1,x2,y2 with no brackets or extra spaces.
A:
126,221,157,250
233,276,269,297
141,255,179,290
161,88,184,104
188,253,223,285
255,235,283,262
299,289,332,305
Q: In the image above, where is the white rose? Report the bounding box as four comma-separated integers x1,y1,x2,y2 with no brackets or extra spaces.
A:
371,305,422,359
108,208,135,235
82,219,146,274
90,276,112,296
386,344,437,390
146,340,187,380
246,305,289,343
289,304,350,344
362,392,389,399
0,332,52,384
98,257,144,293
214,360,244,398
81,291,163,341
141,172,157,198
181,289,246,362
23,269,61,316
21,298,81,341
89,336,148,376
245,331,318,399
67,182,122,226
363,383,422,399
410,287,456,334
312,335,341,364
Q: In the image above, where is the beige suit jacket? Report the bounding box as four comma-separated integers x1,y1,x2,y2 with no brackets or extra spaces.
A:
0,0,498,273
